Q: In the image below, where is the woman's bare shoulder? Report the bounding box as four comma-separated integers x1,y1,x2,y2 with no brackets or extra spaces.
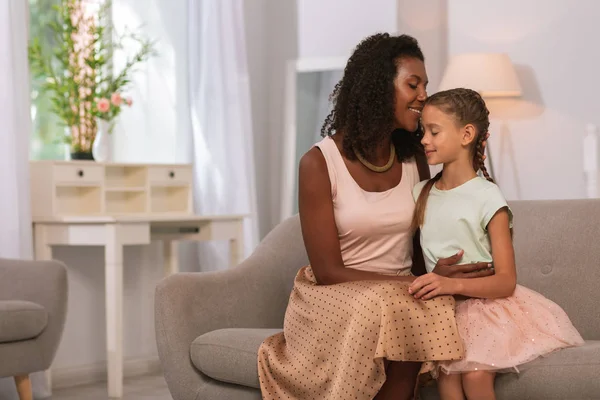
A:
299,145,327,176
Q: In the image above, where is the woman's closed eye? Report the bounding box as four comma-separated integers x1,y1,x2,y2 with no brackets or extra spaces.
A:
409,83,418,90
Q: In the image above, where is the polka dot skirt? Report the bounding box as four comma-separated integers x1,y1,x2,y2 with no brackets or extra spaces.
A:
257,266,465,399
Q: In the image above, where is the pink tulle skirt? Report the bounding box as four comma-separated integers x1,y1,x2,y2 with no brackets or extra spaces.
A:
436,284,584,376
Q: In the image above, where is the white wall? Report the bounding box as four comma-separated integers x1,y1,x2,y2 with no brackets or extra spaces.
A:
297,0,397,60
448,0,595,200
397,0,447,92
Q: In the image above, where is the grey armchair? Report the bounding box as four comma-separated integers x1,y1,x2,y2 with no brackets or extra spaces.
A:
155,200,600,400
0,258,68,400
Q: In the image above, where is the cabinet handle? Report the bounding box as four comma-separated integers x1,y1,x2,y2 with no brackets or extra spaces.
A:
77,169,84,177
169,171,175,178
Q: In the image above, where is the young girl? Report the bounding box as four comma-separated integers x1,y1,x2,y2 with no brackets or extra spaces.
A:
407,88,584,400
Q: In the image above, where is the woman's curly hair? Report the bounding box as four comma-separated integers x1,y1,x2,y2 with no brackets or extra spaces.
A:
321,33,425,162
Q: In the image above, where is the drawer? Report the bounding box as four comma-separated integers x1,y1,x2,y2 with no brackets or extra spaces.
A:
53,164,103,184
148,166,192,184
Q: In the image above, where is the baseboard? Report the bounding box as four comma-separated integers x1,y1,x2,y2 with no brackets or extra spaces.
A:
51,356,162,389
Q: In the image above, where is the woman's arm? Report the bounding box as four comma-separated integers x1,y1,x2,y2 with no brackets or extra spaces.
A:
412,232,494,280
433,251,494,278
298,147,415,285
409,208,516,300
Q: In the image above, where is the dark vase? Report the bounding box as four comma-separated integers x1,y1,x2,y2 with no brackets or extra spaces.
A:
70,151,94,160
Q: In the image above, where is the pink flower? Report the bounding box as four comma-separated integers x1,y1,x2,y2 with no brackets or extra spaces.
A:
125,97,133,106
111,92,122,106
97,98,110,113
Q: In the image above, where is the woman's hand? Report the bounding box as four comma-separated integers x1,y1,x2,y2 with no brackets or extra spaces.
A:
433,250,494,278
408,273,459,300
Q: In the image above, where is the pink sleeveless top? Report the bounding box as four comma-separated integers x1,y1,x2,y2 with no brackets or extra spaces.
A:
315,136,420,276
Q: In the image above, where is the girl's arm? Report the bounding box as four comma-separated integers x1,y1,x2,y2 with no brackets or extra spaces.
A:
452,208,516,298
409,207,516,300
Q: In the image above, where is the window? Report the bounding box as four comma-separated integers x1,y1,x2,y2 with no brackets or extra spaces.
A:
29,0,64,160
28,0,153,161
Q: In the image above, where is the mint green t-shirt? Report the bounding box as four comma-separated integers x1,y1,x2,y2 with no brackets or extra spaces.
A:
412,176,513,273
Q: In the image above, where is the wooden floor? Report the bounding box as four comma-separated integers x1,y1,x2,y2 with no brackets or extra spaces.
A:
52,374,171,400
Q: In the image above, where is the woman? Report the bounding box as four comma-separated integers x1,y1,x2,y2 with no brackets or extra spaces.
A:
257,33,492,400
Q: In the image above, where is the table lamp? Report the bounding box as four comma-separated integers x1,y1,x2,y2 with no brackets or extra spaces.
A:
438,53,522,178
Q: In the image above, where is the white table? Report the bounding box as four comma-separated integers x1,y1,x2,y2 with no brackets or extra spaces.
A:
32,214,246,398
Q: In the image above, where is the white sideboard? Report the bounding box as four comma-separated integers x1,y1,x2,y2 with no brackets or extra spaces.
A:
30,161,194,219
30,161,246,398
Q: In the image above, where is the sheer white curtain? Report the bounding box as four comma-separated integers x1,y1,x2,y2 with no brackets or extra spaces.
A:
187,0,259,270
0,1,50,398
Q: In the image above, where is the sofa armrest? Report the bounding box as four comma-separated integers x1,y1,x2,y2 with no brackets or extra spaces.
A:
155,249,290,400
0,258,68,369
155,215,308,400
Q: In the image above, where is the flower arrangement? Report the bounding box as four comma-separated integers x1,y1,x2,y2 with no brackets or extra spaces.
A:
28,0,155,158
94,92,133,133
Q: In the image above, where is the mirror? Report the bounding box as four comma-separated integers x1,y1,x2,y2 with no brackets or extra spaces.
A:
280,59,344,221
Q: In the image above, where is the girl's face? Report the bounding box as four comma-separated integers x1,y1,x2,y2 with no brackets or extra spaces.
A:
393,57,428,132
420,104,474,165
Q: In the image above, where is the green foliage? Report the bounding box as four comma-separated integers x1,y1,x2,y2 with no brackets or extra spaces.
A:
29,0,65,159
28,0,156,153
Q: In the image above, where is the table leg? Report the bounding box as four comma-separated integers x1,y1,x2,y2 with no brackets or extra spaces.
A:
163,240,179,276
229,220,245,267
105,225,123,398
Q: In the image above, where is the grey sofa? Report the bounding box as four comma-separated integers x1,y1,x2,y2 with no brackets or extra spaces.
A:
155,199,600,400
0,258,68,399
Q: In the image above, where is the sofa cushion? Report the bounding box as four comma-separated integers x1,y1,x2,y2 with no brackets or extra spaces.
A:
0,300,48,343
420,340,600,400
191,328,282,389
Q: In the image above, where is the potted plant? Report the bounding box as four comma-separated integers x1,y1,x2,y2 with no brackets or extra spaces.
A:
28,0,155,160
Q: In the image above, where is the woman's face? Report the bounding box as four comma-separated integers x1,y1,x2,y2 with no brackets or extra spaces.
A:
393,57,428,132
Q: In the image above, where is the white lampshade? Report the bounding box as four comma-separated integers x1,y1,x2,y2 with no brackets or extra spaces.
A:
439,53,522,98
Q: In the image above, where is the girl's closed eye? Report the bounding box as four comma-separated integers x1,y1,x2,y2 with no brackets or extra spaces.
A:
408,83,417,89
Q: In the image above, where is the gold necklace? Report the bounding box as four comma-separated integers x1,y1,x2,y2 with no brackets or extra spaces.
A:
354,144,396,173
